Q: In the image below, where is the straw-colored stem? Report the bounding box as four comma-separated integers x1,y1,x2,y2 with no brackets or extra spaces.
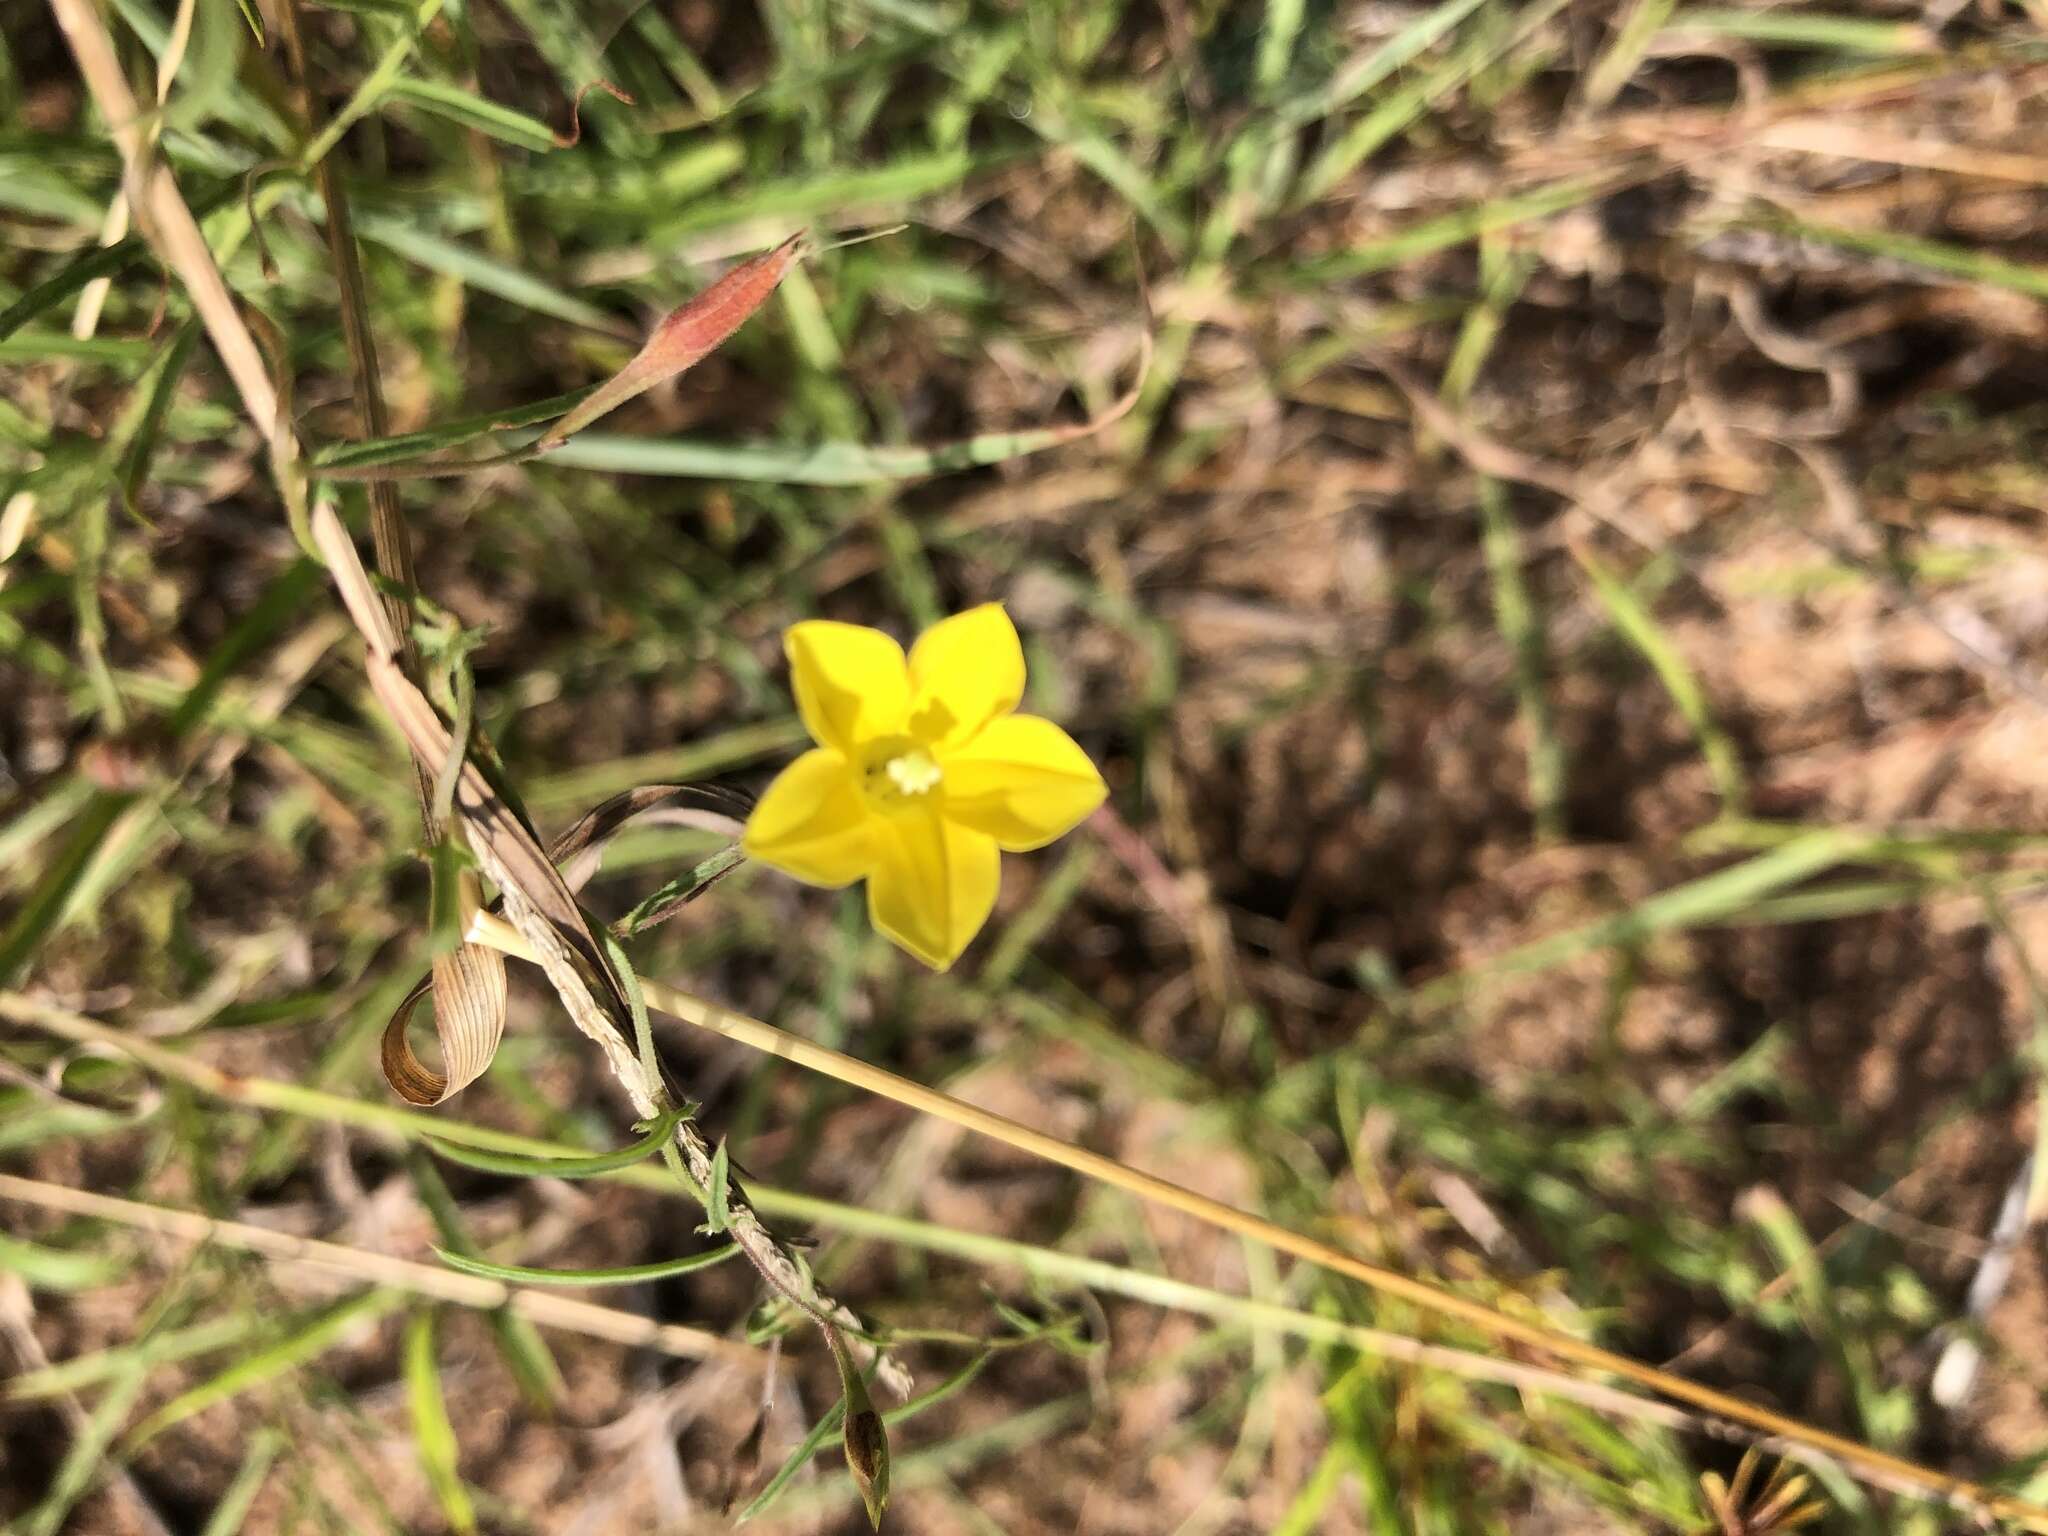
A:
46,0,278,432
0,1172,753,1366
465,910,2048,1532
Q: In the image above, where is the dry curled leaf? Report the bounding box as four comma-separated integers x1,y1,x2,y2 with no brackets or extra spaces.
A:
381,921,508,1106
383,781,751,1103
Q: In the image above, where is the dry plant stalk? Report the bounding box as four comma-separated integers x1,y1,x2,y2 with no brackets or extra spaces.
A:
271,0,512,1108
0,1174,755,1367
311,504,910,1398
46,0,277,429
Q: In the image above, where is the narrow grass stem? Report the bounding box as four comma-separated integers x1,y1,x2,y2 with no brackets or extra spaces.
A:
465,911,2048,1533
0,1172,755,1364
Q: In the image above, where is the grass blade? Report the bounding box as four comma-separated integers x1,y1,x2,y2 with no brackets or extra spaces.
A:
1665,8,1935,54
310,387,593,471
198,1427,283,1536
431,1243,742,1287
382,75,557,152
404,1309,477,1535
408,1153,560,1409
118,316,202,515
0,1230,128,1291
1415,831,1860,1002
1576,545,1747,815
1283,173,1622,284
352,212,631,336
19,1366,148,1536
424,1103,691,1178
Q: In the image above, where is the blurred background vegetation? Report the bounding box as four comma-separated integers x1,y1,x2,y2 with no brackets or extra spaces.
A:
7,0,2048,1530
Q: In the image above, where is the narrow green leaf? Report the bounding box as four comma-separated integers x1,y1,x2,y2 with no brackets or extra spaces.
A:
424,1103,690,1178
0,243,148,344
383,76,558,152
310,387,594,471
1577,545,1747,814
705,1137,732,1233
618,845,746,936
0,1093,154,1153
161,0,247,134
1280,0,1486,122
0,791,134,988
353,213,631,335
404,1311,477,1535
198,1428,283,1536
1272,1445,1350,1536
650,150,987,240
1256,0,1307,96
119,318,203,516
1294,2,1502,202
4,1315,261,1403
1415,831,1861,1002
0,1230,127,1291
1730,214,2048,301
1479,478,1564,840
1582,0,1679,109
528,718,805,811
164,559,323,739
1283,173,1620,285
408,1153,561,1410
738,1396,846,1522
430,1242,741,1287
541,420,1113,483
0,333,155,364
1665,7,1934,53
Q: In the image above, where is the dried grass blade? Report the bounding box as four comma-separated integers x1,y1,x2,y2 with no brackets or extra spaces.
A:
401,942,506,1105
549,782,753,861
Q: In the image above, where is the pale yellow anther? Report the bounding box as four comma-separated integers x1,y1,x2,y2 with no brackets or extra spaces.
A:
884,750,942,796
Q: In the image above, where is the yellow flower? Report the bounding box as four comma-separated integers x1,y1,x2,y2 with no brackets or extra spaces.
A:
741,604,1107,971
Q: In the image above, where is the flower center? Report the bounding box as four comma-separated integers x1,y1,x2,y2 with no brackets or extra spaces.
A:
859,737,942,809
885,750,942,795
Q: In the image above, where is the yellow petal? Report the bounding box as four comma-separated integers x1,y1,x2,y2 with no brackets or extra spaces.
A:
940,715,1106,851
741,749,878,888
786,621,910,753
906,603,1025,749
866,808,999,971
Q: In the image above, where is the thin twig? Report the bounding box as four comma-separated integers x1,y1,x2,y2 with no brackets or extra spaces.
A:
0,1174,756,1366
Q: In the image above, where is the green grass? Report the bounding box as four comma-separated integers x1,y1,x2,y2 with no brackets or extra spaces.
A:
7,0,2048,1530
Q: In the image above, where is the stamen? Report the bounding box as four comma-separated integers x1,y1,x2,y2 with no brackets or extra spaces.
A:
884,751,941,796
